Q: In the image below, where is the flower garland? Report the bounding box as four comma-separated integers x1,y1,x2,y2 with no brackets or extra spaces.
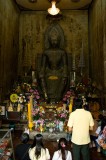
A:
56,110,69,122
32,105,45,121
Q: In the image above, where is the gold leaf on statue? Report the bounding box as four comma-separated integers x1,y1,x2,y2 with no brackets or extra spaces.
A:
48,76,58,80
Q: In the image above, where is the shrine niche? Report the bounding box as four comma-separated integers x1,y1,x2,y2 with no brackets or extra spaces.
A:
37,23,70,103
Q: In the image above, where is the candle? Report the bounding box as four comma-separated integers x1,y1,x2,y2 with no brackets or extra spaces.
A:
28,101,33,131
30,95,33,111
69,97,74,113
28,102,31,122
40,124,43,133
73,72,76,81
63,103,66,110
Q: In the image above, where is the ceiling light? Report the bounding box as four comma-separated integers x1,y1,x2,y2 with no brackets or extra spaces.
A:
29,0,37,3
71,0,80,2
48,1,60,15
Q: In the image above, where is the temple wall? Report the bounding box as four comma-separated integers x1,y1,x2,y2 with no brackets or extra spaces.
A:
0,0,105,109
0,0,19,100
18,10,88,80
89,0,106,108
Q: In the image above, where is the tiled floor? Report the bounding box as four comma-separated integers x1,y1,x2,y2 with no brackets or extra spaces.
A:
13,130,106,160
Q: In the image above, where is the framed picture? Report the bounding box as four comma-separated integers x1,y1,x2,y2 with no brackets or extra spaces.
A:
0,105,6,118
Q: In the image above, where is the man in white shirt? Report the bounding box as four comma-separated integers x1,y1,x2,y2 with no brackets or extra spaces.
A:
67,98,94,160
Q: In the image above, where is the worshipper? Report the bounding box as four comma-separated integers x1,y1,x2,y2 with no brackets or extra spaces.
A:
98,114,105,126
15,133,31,160
96,125,106,156
52,138,72,160
95,117,106,152
29,134,50,160
98,127,106,147
90,117,98,148
67,98,94,160
99,134,106,156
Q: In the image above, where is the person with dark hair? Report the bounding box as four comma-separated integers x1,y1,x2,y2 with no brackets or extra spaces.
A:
99,133,106,156
90,116,98,148
98,114,105,125
67,98,94,160
52,138,72,160
95,117,106,152
29,134,50,160
15,133,31,160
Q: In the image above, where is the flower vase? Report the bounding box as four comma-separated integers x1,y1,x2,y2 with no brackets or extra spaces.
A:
59,121,64,132
56,124,59,132
49,127,53,133
35,121,38,130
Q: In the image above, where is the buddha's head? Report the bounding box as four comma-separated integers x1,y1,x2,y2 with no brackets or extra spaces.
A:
49,28,60,48
45,24,64,49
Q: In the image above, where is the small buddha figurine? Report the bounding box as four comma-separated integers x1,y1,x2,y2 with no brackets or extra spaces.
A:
8,103,13,111
40,123,43,133
17,103,21,112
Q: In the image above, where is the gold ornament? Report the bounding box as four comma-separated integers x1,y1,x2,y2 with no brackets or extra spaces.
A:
10,94,18,103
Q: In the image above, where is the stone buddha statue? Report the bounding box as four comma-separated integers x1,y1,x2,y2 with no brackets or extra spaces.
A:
39,24,69,103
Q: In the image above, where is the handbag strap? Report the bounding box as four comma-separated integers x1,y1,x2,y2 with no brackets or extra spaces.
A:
21,144,31,160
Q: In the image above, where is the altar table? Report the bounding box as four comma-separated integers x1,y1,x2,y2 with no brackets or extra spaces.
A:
29,131,67,141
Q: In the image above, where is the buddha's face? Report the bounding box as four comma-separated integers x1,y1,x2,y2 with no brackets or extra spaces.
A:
50,37,58,47
49,28,60,48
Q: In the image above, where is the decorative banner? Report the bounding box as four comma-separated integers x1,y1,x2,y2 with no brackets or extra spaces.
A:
10,94,18,103
78,40,85,76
